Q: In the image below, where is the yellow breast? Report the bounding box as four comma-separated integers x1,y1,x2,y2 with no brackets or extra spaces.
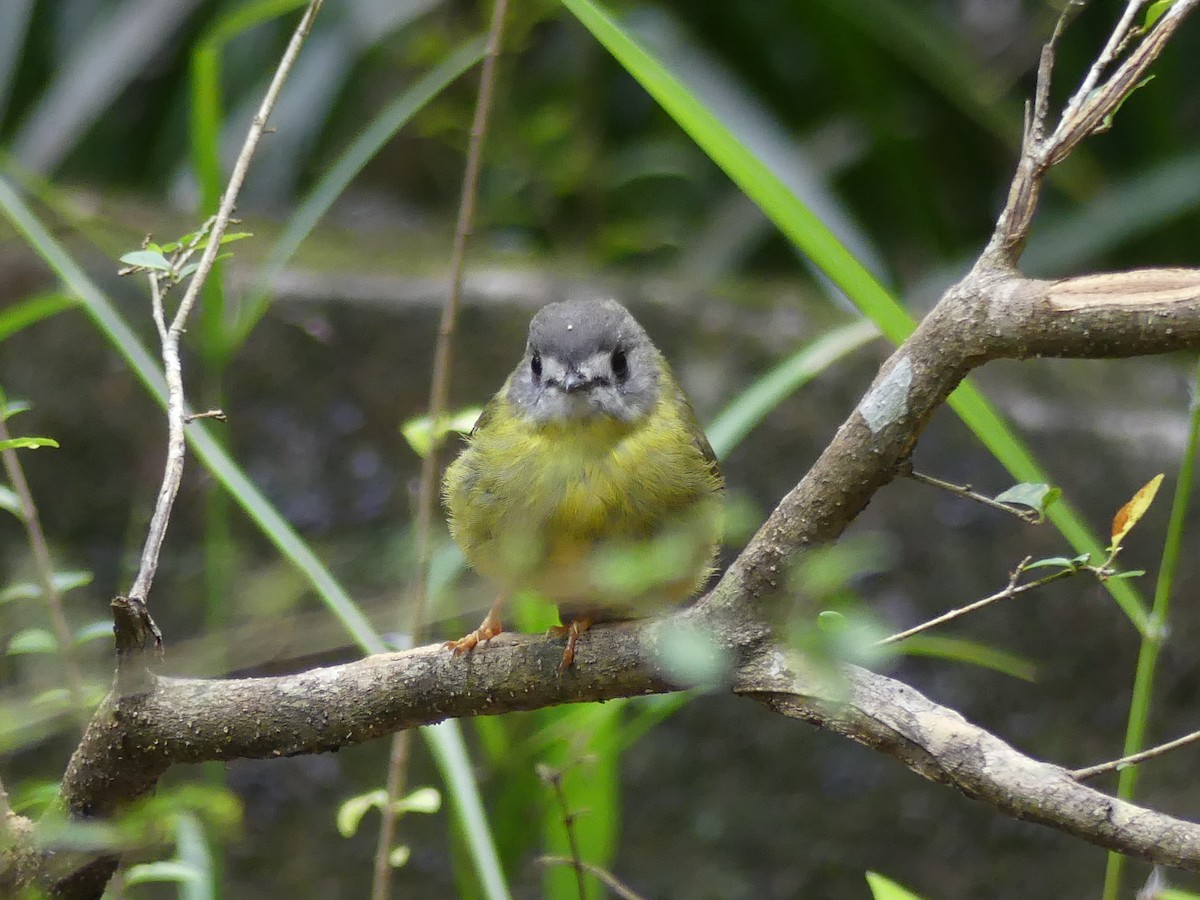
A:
444,387,722,607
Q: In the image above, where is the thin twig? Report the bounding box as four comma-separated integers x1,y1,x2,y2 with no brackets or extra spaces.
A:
538,765,588,900
0,417,87,706
1058,0,1145,126
906,469,1044,523
1072,728,1200,782
184,409,227,423
878,559,1074,646
371,2,509,897
538,857,647,900
125,0,324,607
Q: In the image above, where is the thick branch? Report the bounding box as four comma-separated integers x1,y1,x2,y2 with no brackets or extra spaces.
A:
737,654,1200,870
51,612,1200,878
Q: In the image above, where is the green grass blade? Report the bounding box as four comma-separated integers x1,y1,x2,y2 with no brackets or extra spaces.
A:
0,292,77,342
897,633,1037,682
233,35,488,346
0,174,512,900
1102,358,1200,900
560,0,1150,634
707,319,880,460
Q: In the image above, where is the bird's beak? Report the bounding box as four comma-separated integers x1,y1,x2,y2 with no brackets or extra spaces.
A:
560,369,589,394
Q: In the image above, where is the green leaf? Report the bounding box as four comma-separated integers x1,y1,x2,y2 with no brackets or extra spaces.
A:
394,786,442,815
1023,556,1081,571
1110,569,1147,580
401,407,483,459
0,293,76,342
707,320,879,459
816,610,847,632
124,861,203,886
3,399,32,421
336,789,386,838
7,627,59,655
866,871,927,900
218,231,253,245
388,845,411,868
0,484,23,519
0,436,58,450
119,249,174,272
898,634,1037,681
994,482,1062,518
0,570,92,604
1144,0,1177,30
651,619,732,689
74,620,113,645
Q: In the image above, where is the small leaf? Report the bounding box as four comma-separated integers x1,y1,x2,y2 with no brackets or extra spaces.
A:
0,436,59,451
866,872,926,900
336,789,386,838
1023,556,1082,571
1144,1,1176,32
3,570,96,602
0,485,24,519
401,407,482,458
388,845,411,868
119,250,174,272
177,262,200,279
816,610,847,632
74,620,113,645
1109,570,1146,580
0,293,77,343
393,786,441,815
31,688,72,711
124,861,202,886
1111,474,1165,550
218,231,253,245
3,400,32,421
8,627,59,655
994,483,1061,519
0,582,38,603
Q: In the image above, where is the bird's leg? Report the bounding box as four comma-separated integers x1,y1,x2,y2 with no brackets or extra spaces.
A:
444,598,504,655
547,615,595,672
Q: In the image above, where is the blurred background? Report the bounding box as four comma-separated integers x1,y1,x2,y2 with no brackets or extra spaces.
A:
1,0,1200,897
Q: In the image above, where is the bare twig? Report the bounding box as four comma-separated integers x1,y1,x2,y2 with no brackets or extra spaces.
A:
538,765,588,900
905,469,1044,523
184,409,227,423
538,856,647,900
1072,728,1200,782
125,0,325,609
878,558,1074,646
0,417,86,705
986,0,1199,261
372,2,509,897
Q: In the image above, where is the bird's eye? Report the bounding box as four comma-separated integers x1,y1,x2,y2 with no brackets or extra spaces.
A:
611,348,628,380
530,353,542,379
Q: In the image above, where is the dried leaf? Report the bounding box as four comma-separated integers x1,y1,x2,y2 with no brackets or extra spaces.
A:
1111,474,1165,550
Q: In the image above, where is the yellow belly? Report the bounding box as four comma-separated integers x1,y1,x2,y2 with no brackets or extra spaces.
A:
444,394,723,609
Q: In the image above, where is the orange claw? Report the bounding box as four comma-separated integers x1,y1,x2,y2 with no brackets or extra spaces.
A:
444,600,503,656
548,617,594,672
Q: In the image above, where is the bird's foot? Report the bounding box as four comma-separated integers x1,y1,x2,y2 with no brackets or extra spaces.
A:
445,603,504,656
547,618,594,672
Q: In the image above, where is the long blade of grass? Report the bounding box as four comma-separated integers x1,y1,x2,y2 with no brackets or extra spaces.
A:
0,293,77,342
0,175,511,900
233,34,487,346
707,319,880,460
1102,357,1200,900
559,0,1150,634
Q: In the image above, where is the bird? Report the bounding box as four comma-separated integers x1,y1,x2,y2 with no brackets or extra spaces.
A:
442,298,724,670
